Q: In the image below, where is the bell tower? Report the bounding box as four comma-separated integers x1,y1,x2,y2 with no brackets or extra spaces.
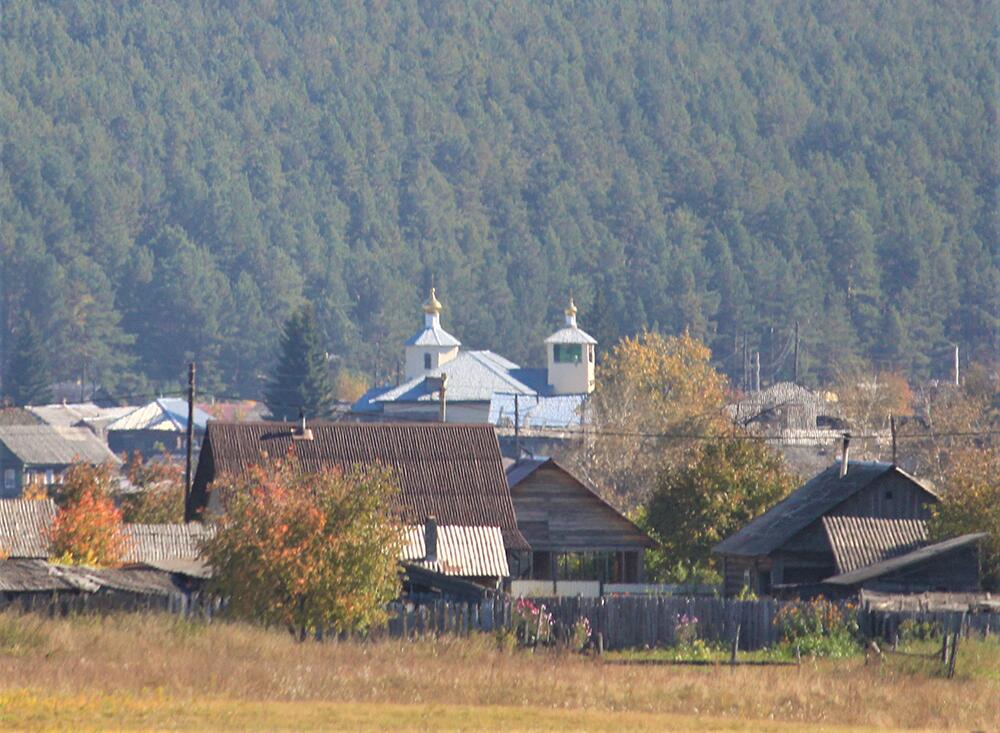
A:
545,297,597,394
404,287,460,380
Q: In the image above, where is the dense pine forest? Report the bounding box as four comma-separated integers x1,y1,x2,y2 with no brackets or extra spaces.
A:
1,1,996,399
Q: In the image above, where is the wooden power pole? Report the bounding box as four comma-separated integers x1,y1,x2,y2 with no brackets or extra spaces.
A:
184,362,195,522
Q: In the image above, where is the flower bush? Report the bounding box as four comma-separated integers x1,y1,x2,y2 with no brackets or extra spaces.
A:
512,598,553,647
773,599,859,658
674,613,699,646
570,617,592,652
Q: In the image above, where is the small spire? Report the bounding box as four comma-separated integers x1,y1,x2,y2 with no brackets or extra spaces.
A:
565,295,578,327
423,287,443,315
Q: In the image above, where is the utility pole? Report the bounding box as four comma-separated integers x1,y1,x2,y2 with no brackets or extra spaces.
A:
184,362,195,523
793,320,800,384
742,333,749,392
953,344,960,387
890,415,898,466
514,394,521,458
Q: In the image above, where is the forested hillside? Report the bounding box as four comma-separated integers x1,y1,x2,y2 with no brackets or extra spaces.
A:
1,1,996,398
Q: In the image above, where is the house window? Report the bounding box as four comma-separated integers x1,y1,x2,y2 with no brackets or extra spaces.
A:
553,344,582,364
44,469,55,485
3,468,16,495
424,353,432,369
884,490,893,500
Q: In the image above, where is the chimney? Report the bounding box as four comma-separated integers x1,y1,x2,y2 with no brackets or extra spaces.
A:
292,409,314,441
424,516,438,564
839,433,851,478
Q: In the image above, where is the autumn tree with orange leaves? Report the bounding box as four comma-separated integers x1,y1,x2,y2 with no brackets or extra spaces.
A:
48,462,125,566
201,455,403,639
567,330,729,509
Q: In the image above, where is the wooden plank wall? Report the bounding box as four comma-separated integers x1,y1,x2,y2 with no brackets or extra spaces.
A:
511,464,650,551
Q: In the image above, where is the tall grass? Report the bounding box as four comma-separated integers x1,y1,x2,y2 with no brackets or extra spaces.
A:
0,611,995,730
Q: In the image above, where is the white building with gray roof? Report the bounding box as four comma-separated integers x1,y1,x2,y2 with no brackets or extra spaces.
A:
353,290,596,427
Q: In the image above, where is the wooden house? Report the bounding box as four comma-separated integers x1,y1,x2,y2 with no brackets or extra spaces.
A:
105,398,211,459
0,425,121,498
504,458,655,589
713,461,941,597
190,421,530,585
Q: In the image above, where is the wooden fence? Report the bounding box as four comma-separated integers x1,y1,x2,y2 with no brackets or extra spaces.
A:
387,595,1000,651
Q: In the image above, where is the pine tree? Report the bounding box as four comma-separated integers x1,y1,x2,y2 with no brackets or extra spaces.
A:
265,305,335,421
3,317,52,406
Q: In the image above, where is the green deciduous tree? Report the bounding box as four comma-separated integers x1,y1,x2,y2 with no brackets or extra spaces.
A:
639,436,797,582
264,305,336,421
201,454,403,638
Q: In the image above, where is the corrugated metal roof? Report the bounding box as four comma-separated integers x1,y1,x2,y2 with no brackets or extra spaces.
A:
0,499,57,558
823,533,987,586
489,393,588,429
400,524,509,578
822,516,929,574
191,421,530,551
106,399,211,433
28,403,134,429
122,523,210,563
713,462,939,558
0,426,120,466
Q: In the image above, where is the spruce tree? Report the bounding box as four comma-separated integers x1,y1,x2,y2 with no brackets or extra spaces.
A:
264,305,335,421
3,317,52,406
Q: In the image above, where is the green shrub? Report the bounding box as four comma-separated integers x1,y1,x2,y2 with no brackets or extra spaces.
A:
773,599,860,658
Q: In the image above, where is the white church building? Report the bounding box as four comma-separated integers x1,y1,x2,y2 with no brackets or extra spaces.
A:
352,289,596,428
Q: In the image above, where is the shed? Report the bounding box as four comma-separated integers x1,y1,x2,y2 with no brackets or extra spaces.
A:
106,398,211,459
713,461,940,596
400,523,509,583
823,533,986,594
505,458,654,584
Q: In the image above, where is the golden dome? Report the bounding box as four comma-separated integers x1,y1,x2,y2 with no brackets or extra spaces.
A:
423,287,443,315
565,296,578,318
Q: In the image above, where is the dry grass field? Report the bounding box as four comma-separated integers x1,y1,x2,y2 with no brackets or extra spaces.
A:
0,612,996,731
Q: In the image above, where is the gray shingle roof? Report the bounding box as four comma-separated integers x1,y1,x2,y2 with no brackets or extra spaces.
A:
713,462,938,558
0,426,120,466
0,499,57,558
823,533,987,586
822,516,929,574
0,558,76,592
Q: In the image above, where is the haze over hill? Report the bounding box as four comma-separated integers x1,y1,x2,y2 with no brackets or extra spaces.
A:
1,1,996,397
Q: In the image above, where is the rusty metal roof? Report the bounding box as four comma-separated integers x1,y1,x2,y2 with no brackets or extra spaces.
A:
400,525,509,578
713,462,938,558
191,421,529,551
0,499,57,558
822,516,929,574
824,533,987,586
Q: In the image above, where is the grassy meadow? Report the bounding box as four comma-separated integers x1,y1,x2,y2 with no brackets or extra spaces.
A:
0,612,996,731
